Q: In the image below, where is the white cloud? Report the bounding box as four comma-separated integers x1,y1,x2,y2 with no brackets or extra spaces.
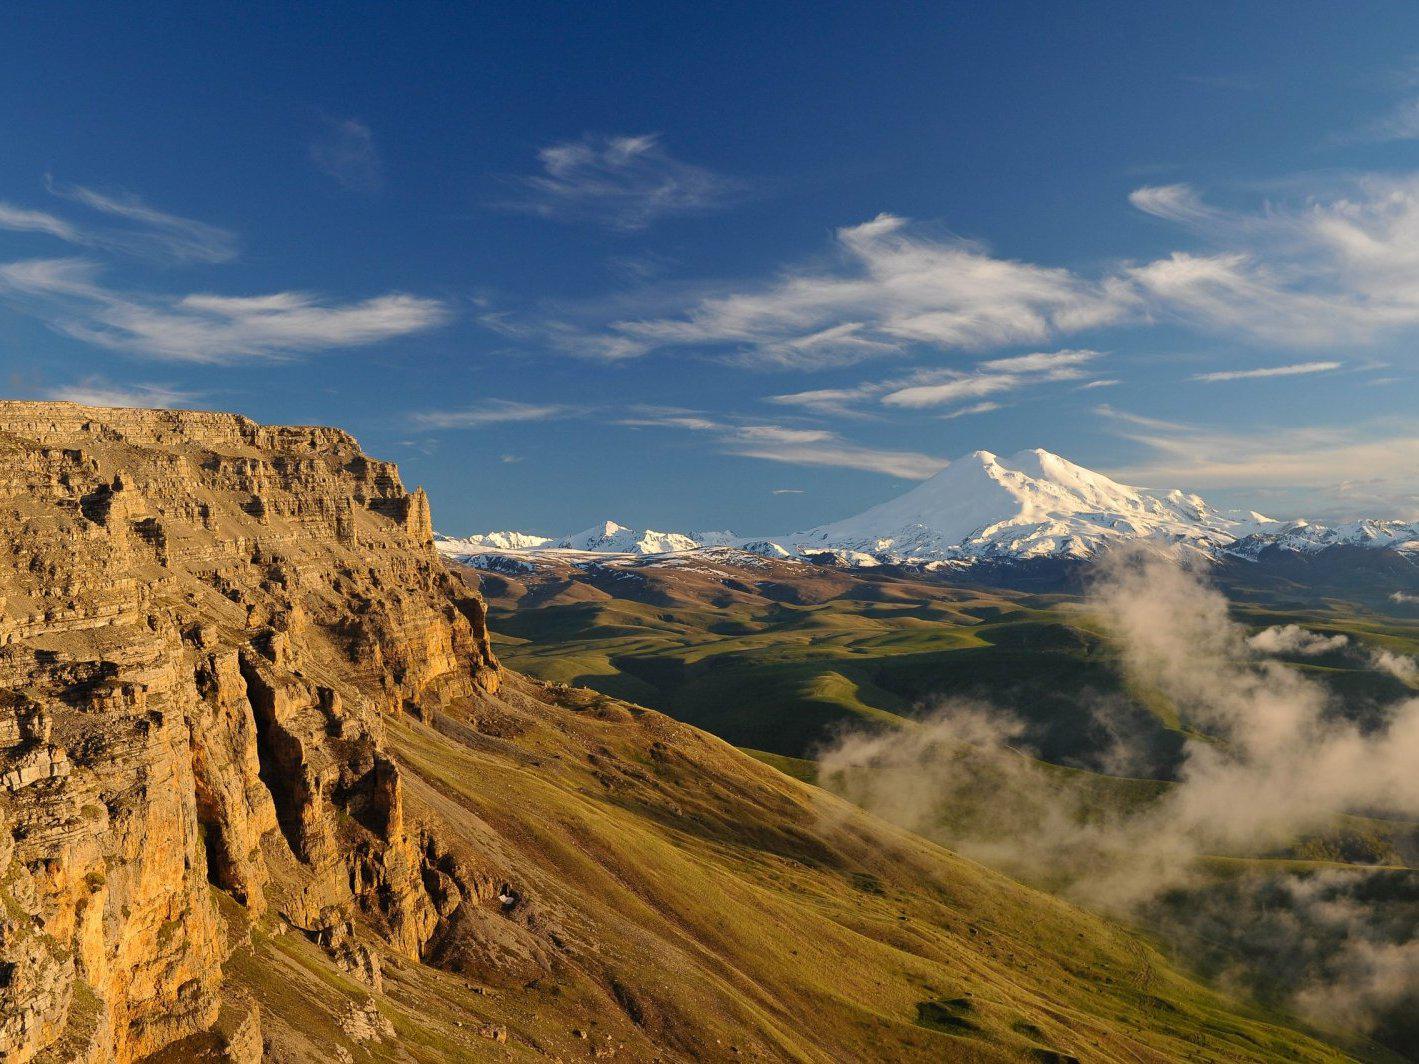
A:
0,257,448,363
881,348,1103,409
941,401,1004,420
1092,403,1189,432
1250,625,1419,683
488,173,1419,375
1,183,238,265
1080,378,1121,389
769,349,1103,417
1129,175,1419,346
412,400,573,430
1128,183,1231,228
881,372,1020,408
571,216,1135,365
617,411,723,431
1097,404,1419,519
977,348,1101,374
765,384,887,418
1249,625,1349,656
48,180,239,263
507,133,741,231
772,488,806,495
44,377,200,409
1356,97,1419,143
1368,647,1418,684
0,202,82,242
749,322,900,369
1192,360,1343,383
309,117,383,194
618,407,945,480
734,424,835,445
726,438,946,479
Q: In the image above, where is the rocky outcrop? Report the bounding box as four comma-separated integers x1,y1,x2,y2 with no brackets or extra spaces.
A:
0,402,498,1062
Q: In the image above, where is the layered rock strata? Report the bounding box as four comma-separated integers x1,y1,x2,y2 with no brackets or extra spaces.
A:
0,402,497,1062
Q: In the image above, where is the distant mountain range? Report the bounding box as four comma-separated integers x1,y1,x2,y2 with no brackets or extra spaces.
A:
437,448,1419,573
439,519,737,557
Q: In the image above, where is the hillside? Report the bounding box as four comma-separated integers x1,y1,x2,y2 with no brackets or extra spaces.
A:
0,401,1384,1063
466,547,1419,767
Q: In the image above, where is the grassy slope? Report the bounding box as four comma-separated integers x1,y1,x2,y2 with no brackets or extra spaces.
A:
229,675,1377,1062
478,556,1418,769
487,590,1163,763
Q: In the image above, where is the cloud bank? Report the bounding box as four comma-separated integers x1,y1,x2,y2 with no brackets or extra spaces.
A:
817,552,1419,1036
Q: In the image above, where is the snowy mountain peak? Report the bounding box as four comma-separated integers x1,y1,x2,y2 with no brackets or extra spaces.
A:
791,447,1271,562
436,448,1418,572
555,521,706,554
436,521,736,560
435,530,553,552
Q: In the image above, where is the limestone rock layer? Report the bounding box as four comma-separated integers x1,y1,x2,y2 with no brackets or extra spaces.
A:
0,401,497,1062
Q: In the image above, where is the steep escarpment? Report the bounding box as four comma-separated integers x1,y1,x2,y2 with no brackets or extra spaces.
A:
0,402,1363,1063
0,402,497,1062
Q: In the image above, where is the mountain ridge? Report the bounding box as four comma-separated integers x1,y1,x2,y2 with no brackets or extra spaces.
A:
438,447,1419,570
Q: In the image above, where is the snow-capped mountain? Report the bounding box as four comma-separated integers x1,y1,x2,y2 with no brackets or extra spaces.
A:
436,521,735,560
1226,519,1419,559
789,449,1272,563
436,449,1418,573
436,530,555,552
554,520,735,554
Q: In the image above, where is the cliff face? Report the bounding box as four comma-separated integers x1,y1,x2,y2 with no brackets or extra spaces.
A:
0,402,1350,1064
0,402,497,1062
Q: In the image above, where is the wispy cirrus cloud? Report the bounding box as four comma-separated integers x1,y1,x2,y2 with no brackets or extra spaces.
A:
941,400,1004,420
731,438,945,479
1129,175,1419,347
765,384,883,418
411,399,576,430
47,180,239,263
1352,96,1419,143
309,117,383,194
412,399,939,478
566,216,1134,366
486,170,1419,378
883,349,1103,408
0,257,449,363
44,376,202,409
767,349,1102,417
1,179,450,364
1097,404,1419,519
1,182,238,264
0,202,83,242
1192,361,1342,383
506,133,742,231
617,406,945,480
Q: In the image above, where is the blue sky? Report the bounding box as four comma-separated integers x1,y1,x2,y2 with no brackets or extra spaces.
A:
3,3,1418,534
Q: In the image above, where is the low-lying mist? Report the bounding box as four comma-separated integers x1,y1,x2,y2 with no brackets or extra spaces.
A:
816,551,1419,1045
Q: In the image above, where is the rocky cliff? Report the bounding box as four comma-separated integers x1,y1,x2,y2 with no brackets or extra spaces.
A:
0,401,1356,1063
0,402,499,1062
